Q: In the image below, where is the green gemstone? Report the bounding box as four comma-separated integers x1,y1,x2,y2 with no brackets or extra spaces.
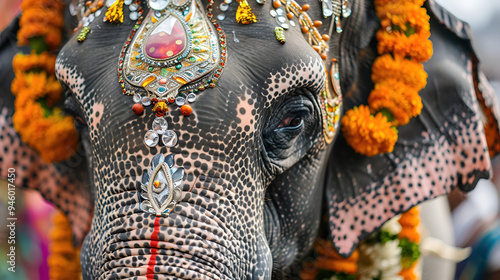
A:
175,64,182,69
148,66,154,72
160,68,168,76
193,39,199,44
194,46,201,52
189,57,196,62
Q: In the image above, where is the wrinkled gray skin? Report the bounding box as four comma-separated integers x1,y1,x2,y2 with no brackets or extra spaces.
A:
0,0,496,279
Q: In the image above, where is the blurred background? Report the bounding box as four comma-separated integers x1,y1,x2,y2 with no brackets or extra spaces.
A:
437,0,500,91
1,0,499,279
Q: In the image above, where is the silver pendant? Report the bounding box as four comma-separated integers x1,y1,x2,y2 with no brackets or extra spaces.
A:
140,153,185,217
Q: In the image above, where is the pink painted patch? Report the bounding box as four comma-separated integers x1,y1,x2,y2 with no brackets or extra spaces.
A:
329,114,491,256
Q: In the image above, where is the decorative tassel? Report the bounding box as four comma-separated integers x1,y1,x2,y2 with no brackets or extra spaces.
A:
235,0,257,24
105,0,124,23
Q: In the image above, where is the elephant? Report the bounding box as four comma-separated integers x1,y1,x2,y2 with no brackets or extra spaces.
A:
1,0,499,279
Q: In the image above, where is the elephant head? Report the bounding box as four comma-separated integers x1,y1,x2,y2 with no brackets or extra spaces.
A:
1,0,498,279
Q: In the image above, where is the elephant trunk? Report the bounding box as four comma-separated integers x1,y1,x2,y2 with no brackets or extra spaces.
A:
80,175,272,280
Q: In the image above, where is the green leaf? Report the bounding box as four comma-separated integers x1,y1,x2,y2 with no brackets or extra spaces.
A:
28,36,48,54
399,238,420,268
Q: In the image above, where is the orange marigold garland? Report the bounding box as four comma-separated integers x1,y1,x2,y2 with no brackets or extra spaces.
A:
300,238,358,280
398,206,421,280
48,211,81,280
341,0,433,156
13,0,78,163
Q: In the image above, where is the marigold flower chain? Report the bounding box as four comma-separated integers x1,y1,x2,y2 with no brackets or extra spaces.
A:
341,0,433,156
13,0,78,163
48,212,81,280
13,0,80,275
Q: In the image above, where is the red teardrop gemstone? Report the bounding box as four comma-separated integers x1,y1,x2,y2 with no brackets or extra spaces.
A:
145,16,187,60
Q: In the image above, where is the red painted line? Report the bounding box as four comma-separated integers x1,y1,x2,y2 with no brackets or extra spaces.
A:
147,216,161,279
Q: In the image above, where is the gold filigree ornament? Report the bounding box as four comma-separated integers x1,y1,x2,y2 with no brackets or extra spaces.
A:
267,0,343,143
321,58,342,144
122,0,223,101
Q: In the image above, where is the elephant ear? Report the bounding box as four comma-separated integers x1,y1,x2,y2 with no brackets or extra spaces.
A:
0,15,92,246
326,0,500,257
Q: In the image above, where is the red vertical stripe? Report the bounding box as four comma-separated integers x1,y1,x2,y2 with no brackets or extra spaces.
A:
147,216,161,279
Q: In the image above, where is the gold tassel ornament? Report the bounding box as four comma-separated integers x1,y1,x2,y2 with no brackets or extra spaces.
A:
105,0,125,23
236,0,257,24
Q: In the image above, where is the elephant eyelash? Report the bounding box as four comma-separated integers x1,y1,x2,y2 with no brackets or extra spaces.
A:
63,95,87,128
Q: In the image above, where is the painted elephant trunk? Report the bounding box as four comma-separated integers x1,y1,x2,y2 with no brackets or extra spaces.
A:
80,166,272,279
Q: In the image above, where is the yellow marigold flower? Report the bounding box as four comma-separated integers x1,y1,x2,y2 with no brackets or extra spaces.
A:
341,105,398,156
12,52,57,74
372,54,428,91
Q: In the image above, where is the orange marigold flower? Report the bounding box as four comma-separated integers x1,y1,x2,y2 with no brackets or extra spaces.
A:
13,52,57,74
399,263,417,280
376,30,433,62
341,105,398,156
398,207,420,243
399,227,421,243
316,258,358,275
13,99,45,132
398,206,420,226
17,23,62,50
38,116,79,163
11,72,62,104
377,4,430,35
49,212,81,280
19,8,65,29
368,81,423,126
374,0,425,7
372,54,428,91
21,0,65,13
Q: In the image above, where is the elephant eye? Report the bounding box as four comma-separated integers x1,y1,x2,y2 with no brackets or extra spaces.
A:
278,116,303,129
62,86,87,131
262,88,321,167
